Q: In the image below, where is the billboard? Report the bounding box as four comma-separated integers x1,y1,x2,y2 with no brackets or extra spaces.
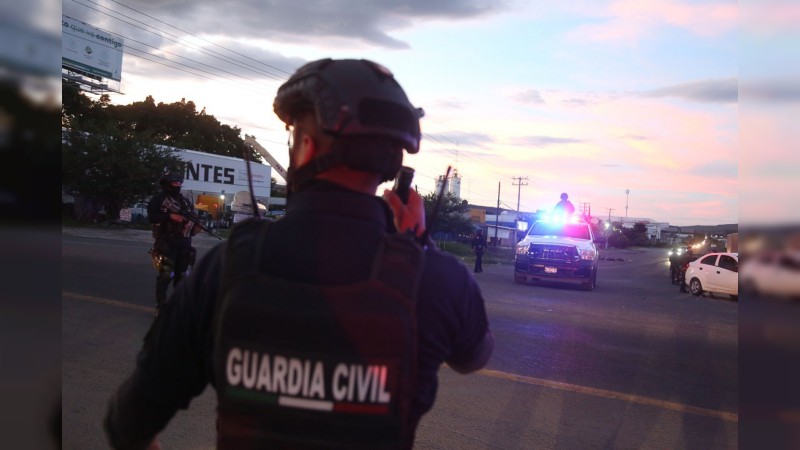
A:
0,24,61,77
62,15,124,81
176,148,272,198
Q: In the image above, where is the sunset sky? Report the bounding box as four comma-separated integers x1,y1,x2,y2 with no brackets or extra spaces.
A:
50,0,765,226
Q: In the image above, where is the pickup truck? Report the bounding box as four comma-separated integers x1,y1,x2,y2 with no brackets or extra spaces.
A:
514,216,599,291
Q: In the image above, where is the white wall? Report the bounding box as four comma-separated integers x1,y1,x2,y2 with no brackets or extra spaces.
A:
171,147,272,198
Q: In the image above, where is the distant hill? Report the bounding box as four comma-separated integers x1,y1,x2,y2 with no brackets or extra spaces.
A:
676,224,738,235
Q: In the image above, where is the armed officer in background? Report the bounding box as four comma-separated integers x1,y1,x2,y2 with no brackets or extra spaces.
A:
106,58,494,450
553,192,575,216
147,168,200,315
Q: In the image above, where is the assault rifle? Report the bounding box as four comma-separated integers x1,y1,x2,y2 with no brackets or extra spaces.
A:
161,196,223,240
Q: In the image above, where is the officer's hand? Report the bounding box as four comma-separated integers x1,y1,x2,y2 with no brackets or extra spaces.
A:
192,223,202,235
383,188,426,238
169,213,184,222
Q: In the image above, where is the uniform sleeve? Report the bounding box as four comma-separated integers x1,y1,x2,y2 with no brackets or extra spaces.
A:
104,244,225,449
440,265,492,372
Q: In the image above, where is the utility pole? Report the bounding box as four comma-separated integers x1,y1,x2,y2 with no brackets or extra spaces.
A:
512,176,528,215
495,182,500,246
606,208,615,222
512,176,528,243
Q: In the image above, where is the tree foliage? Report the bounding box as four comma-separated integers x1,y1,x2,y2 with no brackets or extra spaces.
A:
421,192,474,237
62,86,262,219
608,232,631,249
62,122,184,220
63,87,261,162
621,221,650,246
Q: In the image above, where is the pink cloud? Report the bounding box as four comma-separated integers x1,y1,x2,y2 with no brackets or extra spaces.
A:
743,1,800,35
571,0,738,42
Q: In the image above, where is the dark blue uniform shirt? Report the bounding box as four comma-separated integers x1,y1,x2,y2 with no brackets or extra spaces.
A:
106,181,491,449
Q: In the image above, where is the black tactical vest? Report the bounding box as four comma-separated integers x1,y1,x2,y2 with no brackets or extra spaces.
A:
213,220,424,449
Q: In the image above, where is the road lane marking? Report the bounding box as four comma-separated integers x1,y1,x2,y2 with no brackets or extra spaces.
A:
63,291,153,314
64,290,737,423
477,368,738,422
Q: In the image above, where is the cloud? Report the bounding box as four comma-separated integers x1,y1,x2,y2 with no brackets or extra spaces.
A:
570,0,738,42
511,136,585,147
425,131,494,147
643,78,738,103
741,79,800,104
563,97,592,107
619,134,648,141
77,0,509,50
511,89,545,105
686,161,738,179
434,97,467,109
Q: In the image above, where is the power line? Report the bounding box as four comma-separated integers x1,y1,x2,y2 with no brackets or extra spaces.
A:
123,49,216,82
112,32,280,96
119,45,278,98
70,0,288,82
106,0,293,77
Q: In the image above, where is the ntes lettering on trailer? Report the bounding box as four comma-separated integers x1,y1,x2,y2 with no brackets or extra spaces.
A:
185,163,235,185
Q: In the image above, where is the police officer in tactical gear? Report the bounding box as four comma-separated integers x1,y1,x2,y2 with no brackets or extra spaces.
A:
147,168,200,315
553,192,575,216
105,58,494,450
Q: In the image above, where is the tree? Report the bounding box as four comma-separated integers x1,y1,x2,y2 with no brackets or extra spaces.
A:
104,97,261,162
421,192,474,238
61,90,266,220
270,177,286,198
3,83,61,220
608,232,631,249
62,90,262,162
622,222,649,246
62,121,183,220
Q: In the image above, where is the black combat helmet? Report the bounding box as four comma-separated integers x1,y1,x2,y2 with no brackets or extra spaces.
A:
160,167,183,194
273,58,424,184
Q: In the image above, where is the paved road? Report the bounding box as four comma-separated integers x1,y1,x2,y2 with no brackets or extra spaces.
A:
62,228,738,449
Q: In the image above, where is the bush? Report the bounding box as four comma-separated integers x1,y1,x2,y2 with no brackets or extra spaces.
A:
608,233,631,249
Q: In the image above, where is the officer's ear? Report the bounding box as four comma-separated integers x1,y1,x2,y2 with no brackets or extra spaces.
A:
293,133,319,168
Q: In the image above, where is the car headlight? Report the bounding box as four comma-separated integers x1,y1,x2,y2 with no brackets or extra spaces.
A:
516,244,529,255
580,249,596,260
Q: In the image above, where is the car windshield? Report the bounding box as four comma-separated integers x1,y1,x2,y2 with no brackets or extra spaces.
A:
528,221,590,240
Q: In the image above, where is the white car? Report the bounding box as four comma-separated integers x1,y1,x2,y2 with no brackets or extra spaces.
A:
740,251,800,300
684,252,739,300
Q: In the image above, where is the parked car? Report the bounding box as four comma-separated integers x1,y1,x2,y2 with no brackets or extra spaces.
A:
740,251,800,300
684,252,738,300
129,202,149,224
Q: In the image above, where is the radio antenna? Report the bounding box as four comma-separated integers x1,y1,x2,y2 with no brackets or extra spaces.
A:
419,165,452,246
243,143,262,220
